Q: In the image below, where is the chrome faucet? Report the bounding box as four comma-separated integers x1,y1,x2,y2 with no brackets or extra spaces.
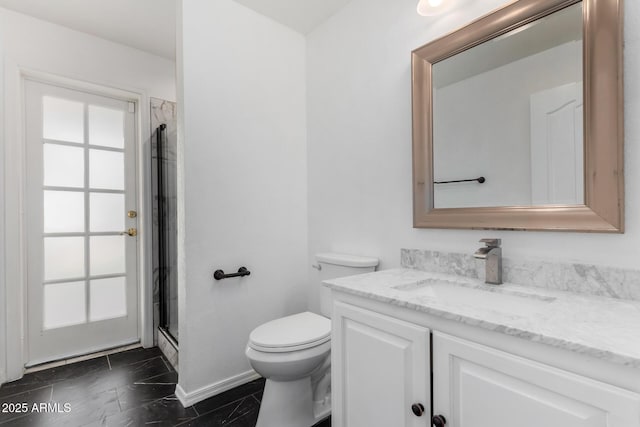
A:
474,238,502,285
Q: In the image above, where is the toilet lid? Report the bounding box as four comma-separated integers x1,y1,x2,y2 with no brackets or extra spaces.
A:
249,312,330,352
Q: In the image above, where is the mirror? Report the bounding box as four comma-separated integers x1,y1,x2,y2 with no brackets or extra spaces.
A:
412,0,623,232
433,3,583,208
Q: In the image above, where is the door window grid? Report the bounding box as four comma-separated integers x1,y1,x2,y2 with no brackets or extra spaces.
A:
41,97,127,329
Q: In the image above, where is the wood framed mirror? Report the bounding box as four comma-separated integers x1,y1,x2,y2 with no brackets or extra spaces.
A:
411,0,623,232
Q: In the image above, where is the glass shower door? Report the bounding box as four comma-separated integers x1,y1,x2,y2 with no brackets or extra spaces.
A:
152,99,178,343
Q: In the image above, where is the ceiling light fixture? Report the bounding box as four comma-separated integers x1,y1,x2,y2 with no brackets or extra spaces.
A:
417,0,453,16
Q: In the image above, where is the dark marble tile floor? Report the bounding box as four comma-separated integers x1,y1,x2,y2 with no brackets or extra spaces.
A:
0,346,331,426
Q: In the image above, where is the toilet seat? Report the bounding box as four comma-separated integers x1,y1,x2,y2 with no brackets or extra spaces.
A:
249,312,330,353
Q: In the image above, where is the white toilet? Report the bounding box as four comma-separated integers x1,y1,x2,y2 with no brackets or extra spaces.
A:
246,253,379,427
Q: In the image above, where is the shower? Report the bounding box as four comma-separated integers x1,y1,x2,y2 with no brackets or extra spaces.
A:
151,98,178,358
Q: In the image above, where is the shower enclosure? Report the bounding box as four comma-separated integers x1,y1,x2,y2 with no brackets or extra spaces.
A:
151,98,178,346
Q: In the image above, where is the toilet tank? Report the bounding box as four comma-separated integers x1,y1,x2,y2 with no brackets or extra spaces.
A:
316,253,379,318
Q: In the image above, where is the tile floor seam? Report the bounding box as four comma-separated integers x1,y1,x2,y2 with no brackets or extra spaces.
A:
225,403,252,426
130,362,172,385
132,381,175,385
0,384,51,400
131,395,177,414
0,413,27,426
191,396,248,422
225,398,245,421
115,386,123,413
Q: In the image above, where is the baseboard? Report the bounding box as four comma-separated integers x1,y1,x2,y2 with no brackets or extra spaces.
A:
175,369,261,407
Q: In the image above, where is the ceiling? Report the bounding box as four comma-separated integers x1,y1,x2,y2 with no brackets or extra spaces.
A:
0,0,177,60
0,0,352,61
233,0,352,34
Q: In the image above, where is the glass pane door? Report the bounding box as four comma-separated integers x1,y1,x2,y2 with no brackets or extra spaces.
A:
25,79,139,365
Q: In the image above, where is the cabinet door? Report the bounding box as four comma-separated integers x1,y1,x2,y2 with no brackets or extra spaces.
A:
332,302,430,427
433,332,640,427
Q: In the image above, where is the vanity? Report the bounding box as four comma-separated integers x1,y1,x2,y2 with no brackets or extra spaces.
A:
325,269,640,427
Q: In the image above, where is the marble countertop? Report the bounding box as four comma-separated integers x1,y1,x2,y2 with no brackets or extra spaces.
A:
324,268,640,368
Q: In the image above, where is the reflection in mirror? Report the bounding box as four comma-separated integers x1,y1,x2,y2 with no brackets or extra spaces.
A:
432,3,583,208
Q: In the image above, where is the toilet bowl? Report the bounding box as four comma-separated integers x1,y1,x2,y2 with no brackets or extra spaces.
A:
246,312,332,427
246,253,379,427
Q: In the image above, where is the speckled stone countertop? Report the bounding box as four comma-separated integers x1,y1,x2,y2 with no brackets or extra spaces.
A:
324,268,640,368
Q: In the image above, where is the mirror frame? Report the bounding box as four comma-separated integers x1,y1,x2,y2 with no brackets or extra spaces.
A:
412,0,624,232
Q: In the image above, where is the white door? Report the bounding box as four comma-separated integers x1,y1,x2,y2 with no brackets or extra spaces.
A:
332,302,430,427
530,82,584,205
433,332,640,427
24,79,139,366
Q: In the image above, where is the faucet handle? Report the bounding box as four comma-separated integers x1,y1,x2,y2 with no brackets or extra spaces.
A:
479,238,501,247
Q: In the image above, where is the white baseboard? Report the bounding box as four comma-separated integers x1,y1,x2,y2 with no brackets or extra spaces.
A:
175,369,261,407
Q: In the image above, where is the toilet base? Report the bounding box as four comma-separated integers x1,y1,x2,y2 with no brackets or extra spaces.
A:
256,377,325,427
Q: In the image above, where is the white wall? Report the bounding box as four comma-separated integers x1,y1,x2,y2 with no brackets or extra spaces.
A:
177,0,308,402
433,41,581,208
0,7,176,382
306,0,640,312
0,8,175,101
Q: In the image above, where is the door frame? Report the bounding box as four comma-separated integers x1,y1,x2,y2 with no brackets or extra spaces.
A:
2,68,155,381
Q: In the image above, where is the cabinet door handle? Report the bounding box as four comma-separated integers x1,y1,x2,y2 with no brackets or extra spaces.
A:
411,403,425,416
432,414,447,426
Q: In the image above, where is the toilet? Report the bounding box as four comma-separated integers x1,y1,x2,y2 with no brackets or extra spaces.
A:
246,253,379,427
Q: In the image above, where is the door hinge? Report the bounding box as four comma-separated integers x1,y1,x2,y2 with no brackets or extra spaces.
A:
128,102,135,113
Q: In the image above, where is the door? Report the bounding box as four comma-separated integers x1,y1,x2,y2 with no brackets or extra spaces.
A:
530,82,584,205
432,332,640,427
332,302,430,427
24,79,139,365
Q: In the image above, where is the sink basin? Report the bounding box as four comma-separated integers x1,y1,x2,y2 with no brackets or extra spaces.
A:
393,278,555,316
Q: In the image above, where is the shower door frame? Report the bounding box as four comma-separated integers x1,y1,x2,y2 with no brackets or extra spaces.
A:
155,122,179,344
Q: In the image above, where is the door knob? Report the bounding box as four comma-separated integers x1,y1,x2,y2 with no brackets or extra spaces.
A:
120,228,138,237
432,414,447,426
411,403,425,417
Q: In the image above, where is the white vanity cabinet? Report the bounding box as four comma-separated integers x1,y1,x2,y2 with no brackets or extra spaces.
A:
332,299,640,427
432,332,640,427
332,301,431,427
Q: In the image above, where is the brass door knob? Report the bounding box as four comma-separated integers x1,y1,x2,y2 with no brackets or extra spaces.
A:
120,228,138,237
